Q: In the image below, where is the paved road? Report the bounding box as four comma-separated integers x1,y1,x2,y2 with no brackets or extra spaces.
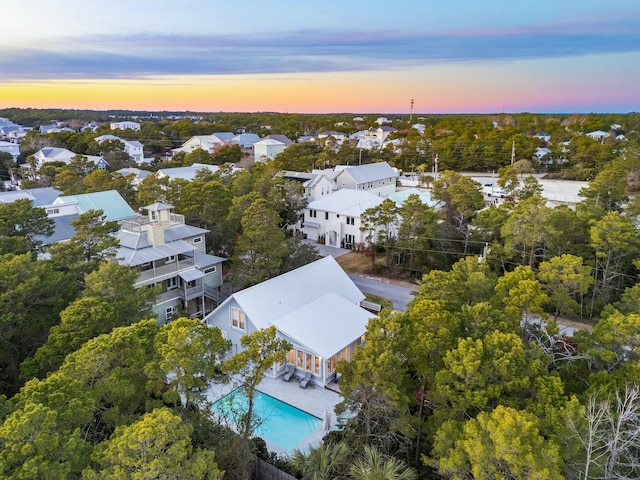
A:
302,239,417,311
348,274,417,312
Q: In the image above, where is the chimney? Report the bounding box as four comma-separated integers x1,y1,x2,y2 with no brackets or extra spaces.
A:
148,223,165,247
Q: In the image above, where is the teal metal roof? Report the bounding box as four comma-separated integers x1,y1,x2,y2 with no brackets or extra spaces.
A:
57,190,137,221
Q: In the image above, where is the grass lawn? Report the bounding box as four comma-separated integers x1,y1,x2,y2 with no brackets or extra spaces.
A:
334,252,381,274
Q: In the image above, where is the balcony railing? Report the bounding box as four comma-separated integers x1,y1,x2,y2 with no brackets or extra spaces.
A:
135,258,195,285
120,213,186,234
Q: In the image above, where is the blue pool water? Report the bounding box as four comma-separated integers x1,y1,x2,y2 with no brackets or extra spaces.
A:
212,389,322,451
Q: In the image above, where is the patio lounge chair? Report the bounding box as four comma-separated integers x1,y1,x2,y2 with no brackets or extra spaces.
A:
283,364,295,382
299,371,312,389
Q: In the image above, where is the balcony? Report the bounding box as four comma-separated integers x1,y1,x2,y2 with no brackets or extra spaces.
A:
135,258,195,285
120,213,186,234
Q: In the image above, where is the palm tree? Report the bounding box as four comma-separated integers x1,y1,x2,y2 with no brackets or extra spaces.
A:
291,441,350,480
349,446,417,480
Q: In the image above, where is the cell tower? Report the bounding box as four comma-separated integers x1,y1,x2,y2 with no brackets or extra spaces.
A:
410,98,415,122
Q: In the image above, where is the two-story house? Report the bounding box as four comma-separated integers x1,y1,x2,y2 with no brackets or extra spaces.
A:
95,135,144,163
301,189,385,248
115,202,225,323
278,171,335,203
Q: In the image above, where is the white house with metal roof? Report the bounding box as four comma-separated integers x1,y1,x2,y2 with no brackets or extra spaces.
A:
28,147,107,171
95,135,144,163
301,189,385,248
115,202,225,322
110,121,141,132
253,138,287,162
278,171,335,203
116,167,152,187
585,130,610,141
204,256,374,387
300,186,437,248
172,133,234,156
156,163,219,182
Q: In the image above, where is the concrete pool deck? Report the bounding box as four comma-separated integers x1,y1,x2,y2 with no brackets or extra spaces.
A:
206,375,343,455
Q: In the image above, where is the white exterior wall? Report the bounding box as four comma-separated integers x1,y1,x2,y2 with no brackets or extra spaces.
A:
254,143,285,161
45,202,80,217
124,143,143,162
110,121,141,131
302,208,366,247
0,141,19,158
336,172,397,197
305,177,334,202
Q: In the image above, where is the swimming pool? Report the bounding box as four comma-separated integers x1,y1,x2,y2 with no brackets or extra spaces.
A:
212,389,322,451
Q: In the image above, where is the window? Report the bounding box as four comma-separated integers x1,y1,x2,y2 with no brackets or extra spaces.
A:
193,236,203,244
297,351,304,369
46,208,59,214
306,353,312,372
324,211,329,220
166,277,178,290
309,210,317,218
166,255,176,262
314,356,320,375
165,306,174,321
231,308,245,331
346,216,355,225
204,266,216,274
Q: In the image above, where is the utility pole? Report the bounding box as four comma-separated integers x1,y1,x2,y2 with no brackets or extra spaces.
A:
410,98,414,122
433,153,438,180
511,140,515,166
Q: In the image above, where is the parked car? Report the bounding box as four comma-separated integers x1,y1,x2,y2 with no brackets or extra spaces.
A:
483,183,506,198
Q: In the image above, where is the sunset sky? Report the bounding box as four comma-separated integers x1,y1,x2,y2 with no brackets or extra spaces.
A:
1,0,639,114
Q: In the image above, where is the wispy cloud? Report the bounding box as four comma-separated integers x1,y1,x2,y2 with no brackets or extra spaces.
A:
3,18,640,80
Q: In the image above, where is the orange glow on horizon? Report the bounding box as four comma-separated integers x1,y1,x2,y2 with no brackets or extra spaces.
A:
0,68,519,114
0,54,634,114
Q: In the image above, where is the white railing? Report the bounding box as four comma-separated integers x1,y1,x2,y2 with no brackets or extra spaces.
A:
136,258,195,284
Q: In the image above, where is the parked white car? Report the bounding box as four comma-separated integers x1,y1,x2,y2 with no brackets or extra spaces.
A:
482,183,506,198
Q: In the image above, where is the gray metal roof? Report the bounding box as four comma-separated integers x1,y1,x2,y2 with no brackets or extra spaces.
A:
194,251,226,268
35,214,79,245
143,202,174,211
178,268,206,282
307,189,384,216
208,256,364,331
116,239,195,266
0,187,62,207
337,162,396,185
273,292,372,358
116,224,208,249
